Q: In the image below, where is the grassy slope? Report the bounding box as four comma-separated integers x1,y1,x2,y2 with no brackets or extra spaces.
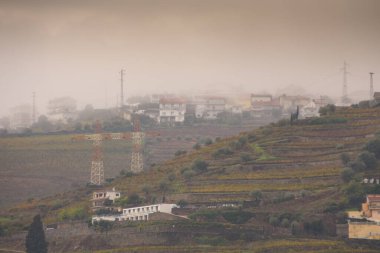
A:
2,107,380,252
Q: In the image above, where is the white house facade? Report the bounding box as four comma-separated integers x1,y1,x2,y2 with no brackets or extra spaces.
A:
194,96,226,119
92,203,178,223
159,98,186,124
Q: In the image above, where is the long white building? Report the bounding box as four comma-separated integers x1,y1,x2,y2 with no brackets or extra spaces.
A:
92,203,178,223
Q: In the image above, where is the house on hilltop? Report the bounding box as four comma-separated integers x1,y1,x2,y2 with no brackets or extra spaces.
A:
369,92,380,107
279,94,310,112
250,94,281,119
159,98,187,125
194,96,226,120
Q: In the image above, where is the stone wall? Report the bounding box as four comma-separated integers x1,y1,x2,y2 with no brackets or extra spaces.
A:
349,222,380,240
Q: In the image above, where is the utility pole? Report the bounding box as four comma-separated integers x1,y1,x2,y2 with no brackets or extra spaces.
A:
342,61,349,104
370,72,374,100
32,92,36,124
120,69,126,108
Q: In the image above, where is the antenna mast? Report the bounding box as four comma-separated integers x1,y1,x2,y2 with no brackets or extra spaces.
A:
32,92,36,124
120,69,125,108
370,72,374,99
342,61,349,104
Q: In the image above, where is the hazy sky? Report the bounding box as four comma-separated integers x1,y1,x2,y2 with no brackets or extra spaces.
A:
1,0,379,116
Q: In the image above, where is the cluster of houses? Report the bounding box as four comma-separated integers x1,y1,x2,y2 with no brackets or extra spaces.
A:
90,188,180,224
2,93,333,132
135,93,331,125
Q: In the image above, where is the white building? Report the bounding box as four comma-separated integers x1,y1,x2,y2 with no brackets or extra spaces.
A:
91,188,121,208
92,203,178,223
47,97,77,123
194,96,226,119
9,104,32,130
299,101,320,119
250,94,272,104
279,94,310,111
250,94,281,119
159,98,186,124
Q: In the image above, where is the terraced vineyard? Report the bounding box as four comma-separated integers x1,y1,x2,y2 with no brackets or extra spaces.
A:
0,124,255,208
2,107,380,252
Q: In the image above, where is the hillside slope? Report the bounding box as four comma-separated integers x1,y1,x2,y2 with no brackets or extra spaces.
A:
2,107,380,252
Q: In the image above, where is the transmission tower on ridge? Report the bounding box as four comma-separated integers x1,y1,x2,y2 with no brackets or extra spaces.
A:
90,121,104,185
341,61,349,104
130,116,145,173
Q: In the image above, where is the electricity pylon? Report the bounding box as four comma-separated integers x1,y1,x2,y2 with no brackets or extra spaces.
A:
72,118,158,185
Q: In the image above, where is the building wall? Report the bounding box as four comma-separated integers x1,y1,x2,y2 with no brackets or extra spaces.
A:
349,222,380,239
251,95,272,104
159,103,186,123
371,210,380,220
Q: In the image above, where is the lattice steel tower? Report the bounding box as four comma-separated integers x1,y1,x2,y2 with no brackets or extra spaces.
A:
130,117,145,173
90,122,104,185
341,61,349,103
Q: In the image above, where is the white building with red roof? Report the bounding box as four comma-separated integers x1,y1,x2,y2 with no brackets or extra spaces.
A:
159,98,187,124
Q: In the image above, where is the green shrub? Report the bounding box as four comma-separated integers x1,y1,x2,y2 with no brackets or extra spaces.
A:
249,190,263,201
319,104,336,116
194,235,226,246
304,219,324,235
358,100,370,108
238,136,247,147
281,218,290,228
177,199,188,208
191,159,209,172
291,221,301,235
126,193,142,205
183,169,196,180
365,139,380,159
189,209,219,221
341,167,355,183
273,192,295,203
221,211,253,224
277,119,290,127
269,216,279,226
212,148,233,158
358,151,377,170
58,206,87,221
174,150,187,157
168,173,176,181
193,143,201,150
348,160,366,172
247,133,257,142
340,153,351,166
343,181,365,206
241,153,253,162
93,220,113,232
309,117,347,125
204,138,213,146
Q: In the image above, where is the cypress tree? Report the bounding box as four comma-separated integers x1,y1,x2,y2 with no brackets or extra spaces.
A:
25,214,48,253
